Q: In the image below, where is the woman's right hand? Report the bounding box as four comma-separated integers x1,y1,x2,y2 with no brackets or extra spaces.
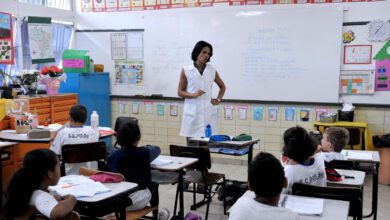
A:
193,90,205,98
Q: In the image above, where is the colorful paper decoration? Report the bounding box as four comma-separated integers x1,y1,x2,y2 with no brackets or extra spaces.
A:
0,12,13,64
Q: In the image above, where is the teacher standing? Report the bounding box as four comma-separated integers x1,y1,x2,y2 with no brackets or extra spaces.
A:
178,41,226,138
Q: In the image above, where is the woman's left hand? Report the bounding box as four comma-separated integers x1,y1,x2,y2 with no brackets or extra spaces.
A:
211,98,221,105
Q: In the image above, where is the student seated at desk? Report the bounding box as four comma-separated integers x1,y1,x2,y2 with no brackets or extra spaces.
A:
316,127,349,162
229,152,299,220
4,149,78,220
282,126,326,194
50,104,100,175
107,122,160,211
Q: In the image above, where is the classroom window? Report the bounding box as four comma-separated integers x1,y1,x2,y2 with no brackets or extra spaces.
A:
18,0,72,11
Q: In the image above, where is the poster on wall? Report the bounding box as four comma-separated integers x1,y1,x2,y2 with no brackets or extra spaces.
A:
92,0,106,11
0,12,14,64
373,40,390,91
114,60,144,86
340,70,375,94
118,0,131,10
343,45,372,64
106,0,119,11
28,17,54,64
111,33,127,60
81,0,93,12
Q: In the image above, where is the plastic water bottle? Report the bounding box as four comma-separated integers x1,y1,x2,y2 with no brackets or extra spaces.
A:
91,110,99,130
205,124,212,138
90,59,94,73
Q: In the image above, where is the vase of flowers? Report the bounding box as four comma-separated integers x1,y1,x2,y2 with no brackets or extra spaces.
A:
15,69,39,95
39,65,67,95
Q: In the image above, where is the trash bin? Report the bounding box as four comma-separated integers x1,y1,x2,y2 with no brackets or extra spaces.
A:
373,135,390,185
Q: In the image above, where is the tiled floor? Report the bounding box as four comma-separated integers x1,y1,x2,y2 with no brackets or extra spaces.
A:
158,162,390,220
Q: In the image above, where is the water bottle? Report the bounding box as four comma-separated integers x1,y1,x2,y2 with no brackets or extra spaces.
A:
90,59,94,73
91,110,99,130
205,124,212,138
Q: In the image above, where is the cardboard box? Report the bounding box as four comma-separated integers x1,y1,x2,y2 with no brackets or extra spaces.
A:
62,50,90,73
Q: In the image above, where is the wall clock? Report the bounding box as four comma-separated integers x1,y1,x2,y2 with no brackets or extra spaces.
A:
368,20,390,42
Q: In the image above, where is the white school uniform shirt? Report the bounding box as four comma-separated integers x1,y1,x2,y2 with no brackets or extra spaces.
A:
319,151,346,162
179,63,218,138
229,191,300,220
50,126,100,175
30,190,58,218
283,154,326,194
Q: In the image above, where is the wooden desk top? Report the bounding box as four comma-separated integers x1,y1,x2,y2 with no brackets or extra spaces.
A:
0,130,50,142
0,127,114,143
314,121,368,128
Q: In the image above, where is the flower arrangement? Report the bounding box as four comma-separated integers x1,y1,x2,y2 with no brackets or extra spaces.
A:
40,65,64,77
39,65,67,95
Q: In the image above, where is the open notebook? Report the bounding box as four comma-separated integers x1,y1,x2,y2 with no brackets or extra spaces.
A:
49,175,110,198
280,194,324,216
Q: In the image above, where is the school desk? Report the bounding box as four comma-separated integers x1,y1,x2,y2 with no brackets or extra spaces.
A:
313,121,373,150
188,137,260,165
327,169,366,187
237,191,349,219
152,155,198,218
342,149,380,220
62,177,138,220
0,128,114,196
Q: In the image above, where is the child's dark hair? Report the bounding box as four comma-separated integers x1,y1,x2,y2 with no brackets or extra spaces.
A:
283,126,317,163
248,152,285,198
191,41,213,62
117,122,141,148
325,127,349,152
69,104,87,124
5,149,59,218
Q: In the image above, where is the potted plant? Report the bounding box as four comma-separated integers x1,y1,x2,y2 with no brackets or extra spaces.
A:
15,69,39,95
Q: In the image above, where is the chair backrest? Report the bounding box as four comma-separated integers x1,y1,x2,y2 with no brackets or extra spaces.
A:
292,183,363,218
325,160,356,170
169,145,211,170
345,127,361,148
61,141,107,176
114,117,138,132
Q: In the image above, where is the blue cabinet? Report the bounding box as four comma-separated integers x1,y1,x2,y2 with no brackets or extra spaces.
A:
59,72,111,146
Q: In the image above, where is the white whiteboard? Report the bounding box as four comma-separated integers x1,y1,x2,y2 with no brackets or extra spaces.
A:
142,6,343,103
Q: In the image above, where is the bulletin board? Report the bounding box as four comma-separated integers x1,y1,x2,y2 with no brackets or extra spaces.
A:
340,24,390,104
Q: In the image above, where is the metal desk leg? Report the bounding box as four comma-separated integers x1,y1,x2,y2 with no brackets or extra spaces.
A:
361,128,366,151
178,170,184,218
363,163,378,220
248,145,253,166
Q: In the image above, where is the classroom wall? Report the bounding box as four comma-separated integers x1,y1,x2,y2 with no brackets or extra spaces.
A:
75,1,390,162
1,0,74,23
111,98,390,163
